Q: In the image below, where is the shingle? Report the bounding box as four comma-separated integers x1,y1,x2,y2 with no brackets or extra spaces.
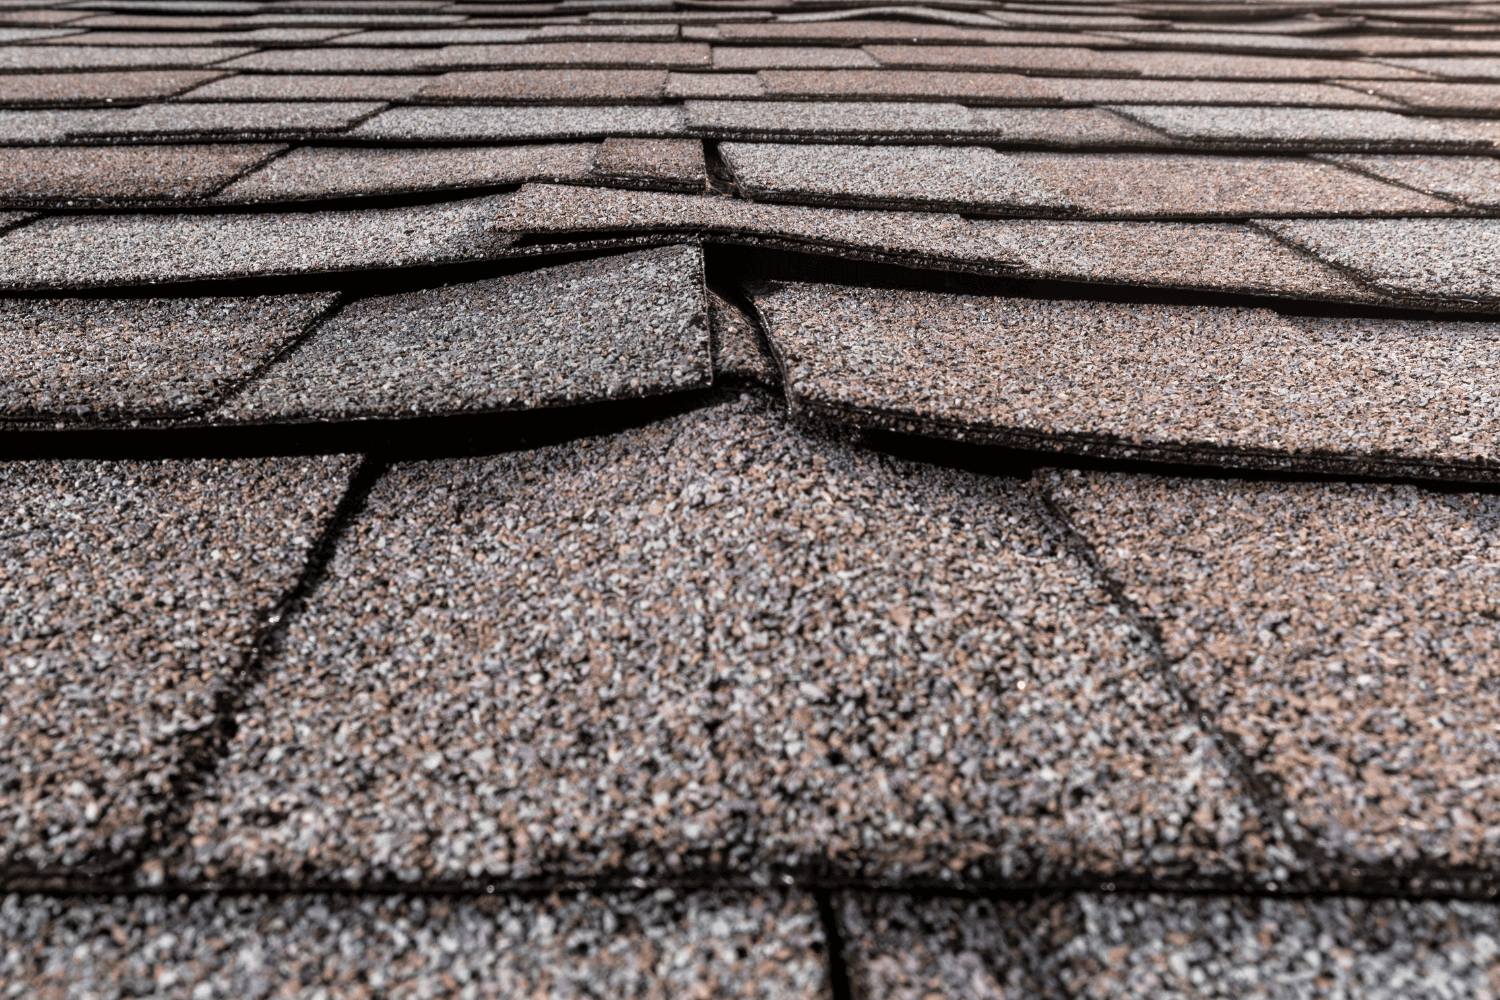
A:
0,194,513,290
218,246,711,424
414,68,667,104
1337,79,1500,114
422,41,711,69
840,892,1500,999
592,135,705,188
68,100,385,138
214,46,431,71
490,183,1022,271
0,891,827,998
708,290,778,383
1255,218,1500,303
1376,56,1500,80
665,71,764,98
1010,152,1460,217
1051,79,1404,107
751,283,1500,477
0,454,359,870
0,292,336,421
758,68,1060,103
213,143,597,203
708,21,1075,45
347,104,685,141
44,27,356,44
1044,471,1500,874
966,106,1180,147
1317,153,1500,208
0,69,225,107
1106,104,1500,150
722,142,1067,212
0,45,251,71
0,143,283,205
712,44,878,69
1114,51,1436,79
777,6,1004,28
329,27,530,44
0,108,121,143
181,396,1270,886
0,10,90,25
0,27,82,41
1102,30,1359,55
976,219,1380,300
172,72,432,101
1355,36,1500,57
683,100,982,139
863,43,1141,74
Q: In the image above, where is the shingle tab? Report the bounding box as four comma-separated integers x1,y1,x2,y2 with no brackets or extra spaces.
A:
68,100,385,138
0,45,251,71
713,44,878,69
1045,472,1500,874
0,69,225,107
709,290,777,383
347,104,685,141
1317,152,1500,207
181,397,1271,886
1051,79,1404,107
218,246,711,423
722,142,1067,212
1111,51,1435,79
0,142,280,205
0,454,359,870
1375,55,1500,80
1339,79,1500,114
1107,103,1500,150
864,43,1140,74
841,892,1500,999
172,72,431,101
415,68,667,104
0,109,119,145
592,135,705,188
0,194,514,290
0,292,336,421
751,283,1500,478
214,46,430,71
0,891,827,999
684,99,981,139
424,41,711,69
213,143,597,203
759,68,1061,102
1256,217,1500,302
967,106,1179,147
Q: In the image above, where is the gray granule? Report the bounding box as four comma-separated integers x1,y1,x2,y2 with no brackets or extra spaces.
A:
213,144,597,203
415,68,668,104
68,100,387,137
0,143,283,205
708,290,778,383
722,141,1066,211
489,183,1021,269
173,72,434,101
0,292,337,421
217,245,711,423
840,891,1500,1000
0,889,827,999
0,46,253,71
1106,104,1500,150
592,135,705,186
215,47,431,72
749,282,1500,477
1255,217,1500,301
1043,471,1500,872
0,454,360,870
347,104,686,141
1008,152,1458,217
0,194,514,290
683,99,983,138
1316,153,1500,208
0,69,225,107
974,219,1379,300
665,71,764,99
181,396,1270,887
713,45,879,69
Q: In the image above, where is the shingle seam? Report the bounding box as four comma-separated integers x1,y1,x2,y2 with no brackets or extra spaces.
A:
1026,473,1319,891
1310,151,1487,209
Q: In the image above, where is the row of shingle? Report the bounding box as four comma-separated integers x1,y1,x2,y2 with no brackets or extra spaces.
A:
9,101,1500,153
8,387,1500,891
3,137,1494,218
4,889,1496,999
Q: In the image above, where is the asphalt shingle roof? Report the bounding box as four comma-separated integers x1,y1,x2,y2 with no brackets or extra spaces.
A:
4,0,1500,995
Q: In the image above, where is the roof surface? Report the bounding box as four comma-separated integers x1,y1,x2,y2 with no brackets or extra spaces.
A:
2,0,1500,997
